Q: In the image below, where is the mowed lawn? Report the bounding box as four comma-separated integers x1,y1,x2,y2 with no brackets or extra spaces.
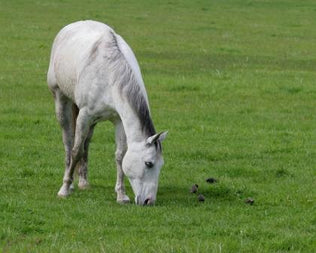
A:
1,0,316,252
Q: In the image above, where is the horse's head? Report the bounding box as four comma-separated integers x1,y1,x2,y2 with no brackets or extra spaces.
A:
122,132,167,206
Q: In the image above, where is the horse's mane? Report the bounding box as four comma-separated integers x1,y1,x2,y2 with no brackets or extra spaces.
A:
102,31,156,138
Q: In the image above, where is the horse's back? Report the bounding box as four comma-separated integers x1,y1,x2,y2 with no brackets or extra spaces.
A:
47,21,114,101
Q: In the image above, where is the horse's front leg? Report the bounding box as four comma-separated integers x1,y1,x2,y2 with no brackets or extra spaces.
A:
58,109,92,197
114,121,130,204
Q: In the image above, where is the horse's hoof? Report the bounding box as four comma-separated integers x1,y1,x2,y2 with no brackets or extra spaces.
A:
57,185,71,197
57,191,69,198
78,182,90,190
117,195,130,204
78,177,89,190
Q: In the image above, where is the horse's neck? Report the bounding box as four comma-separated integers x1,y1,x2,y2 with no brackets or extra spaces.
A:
116,101,146,145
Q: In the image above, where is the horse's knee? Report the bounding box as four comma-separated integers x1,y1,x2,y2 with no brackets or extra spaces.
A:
115,149,126,162
65,154,71,167
72,147,84,163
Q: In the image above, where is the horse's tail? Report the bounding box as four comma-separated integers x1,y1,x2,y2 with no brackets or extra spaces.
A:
72,103,79,134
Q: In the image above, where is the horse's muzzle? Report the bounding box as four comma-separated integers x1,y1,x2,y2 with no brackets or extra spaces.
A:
143,197,154,206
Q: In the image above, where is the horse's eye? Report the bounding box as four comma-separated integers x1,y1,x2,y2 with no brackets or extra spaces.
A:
145,161,154,168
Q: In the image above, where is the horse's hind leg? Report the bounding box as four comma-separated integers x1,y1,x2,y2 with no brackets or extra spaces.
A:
68,104,79,191
114,120,130,204
58,108,92,196
53,89,75,191
77,124,95,189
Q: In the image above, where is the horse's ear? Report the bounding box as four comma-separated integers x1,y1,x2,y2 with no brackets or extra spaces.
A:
158,131,168,142
146,131,168,145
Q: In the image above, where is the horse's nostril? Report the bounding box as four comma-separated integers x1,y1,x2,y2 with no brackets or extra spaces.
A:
144,198,151,205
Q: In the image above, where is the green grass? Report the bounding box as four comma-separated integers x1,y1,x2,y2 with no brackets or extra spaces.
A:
1,0,316,252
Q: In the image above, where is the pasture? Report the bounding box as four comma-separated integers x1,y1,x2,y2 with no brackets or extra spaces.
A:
1,0,316,252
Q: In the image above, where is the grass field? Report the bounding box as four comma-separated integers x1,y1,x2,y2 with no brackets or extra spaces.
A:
1,0,316,252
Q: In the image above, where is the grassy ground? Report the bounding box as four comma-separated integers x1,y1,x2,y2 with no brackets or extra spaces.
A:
1,0,316,252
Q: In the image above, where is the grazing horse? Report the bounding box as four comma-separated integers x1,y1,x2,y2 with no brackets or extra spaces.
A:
47,20,167,205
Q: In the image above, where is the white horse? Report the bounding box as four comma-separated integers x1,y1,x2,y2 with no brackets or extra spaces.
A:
47,20,167,205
